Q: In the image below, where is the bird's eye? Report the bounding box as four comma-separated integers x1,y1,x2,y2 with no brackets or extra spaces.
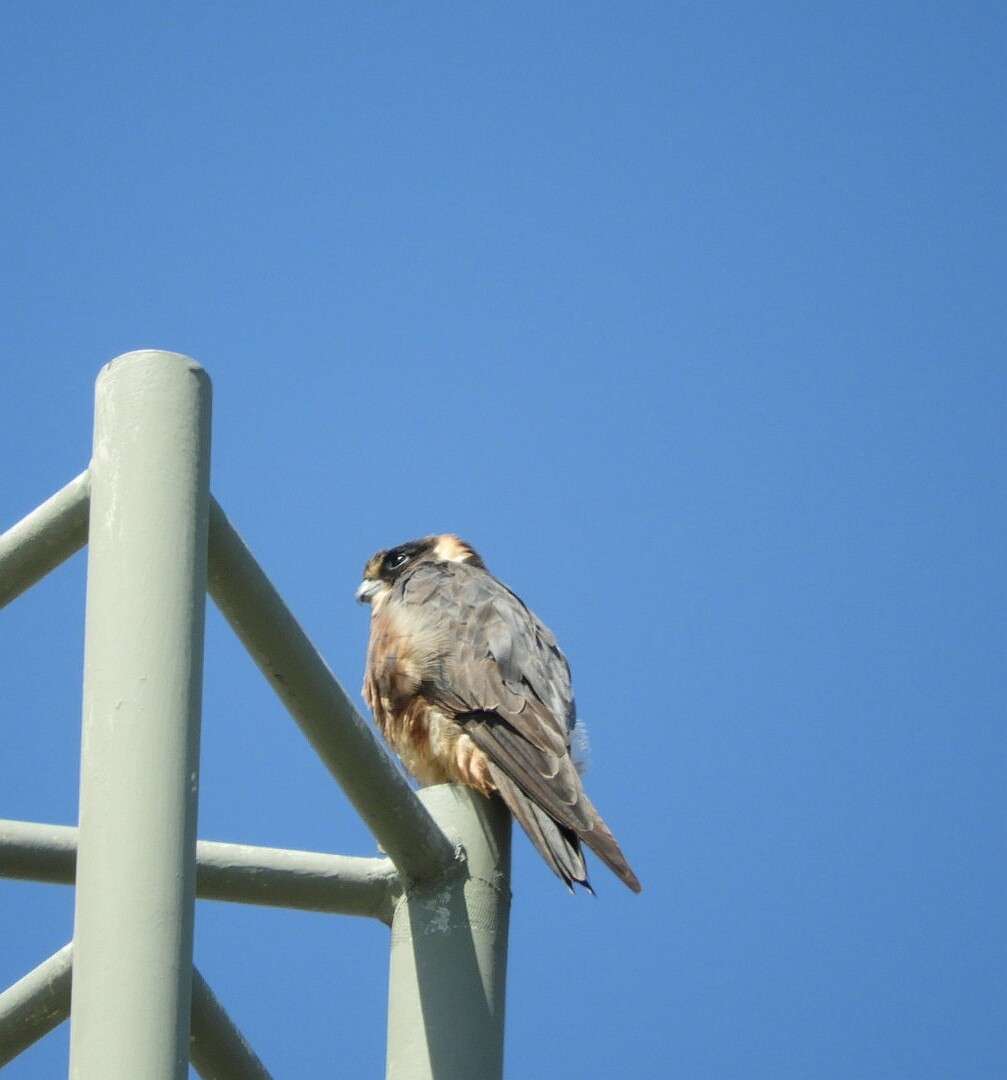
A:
387,551,410,570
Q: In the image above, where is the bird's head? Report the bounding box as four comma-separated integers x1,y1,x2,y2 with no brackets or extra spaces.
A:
355,534,485,604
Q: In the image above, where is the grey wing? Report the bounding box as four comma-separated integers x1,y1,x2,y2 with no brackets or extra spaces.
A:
415,562,575,757
415,563,640,893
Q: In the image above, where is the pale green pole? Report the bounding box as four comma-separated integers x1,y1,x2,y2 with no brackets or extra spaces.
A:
68,351,211,1079
0,470,89,608
0,944,72,1066
207,501,456,882
385,785,511,1080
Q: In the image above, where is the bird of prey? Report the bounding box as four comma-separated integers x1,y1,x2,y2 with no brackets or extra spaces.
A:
356,534,641,894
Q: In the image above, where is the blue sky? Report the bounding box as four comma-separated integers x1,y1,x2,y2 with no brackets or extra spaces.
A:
1,4,1004,1077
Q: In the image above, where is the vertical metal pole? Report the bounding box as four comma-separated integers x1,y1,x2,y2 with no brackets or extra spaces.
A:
386,785,511,1080
68,351,211,1080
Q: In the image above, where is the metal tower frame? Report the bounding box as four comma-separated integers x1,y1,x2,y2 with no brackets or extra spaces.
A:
0,350,511,1079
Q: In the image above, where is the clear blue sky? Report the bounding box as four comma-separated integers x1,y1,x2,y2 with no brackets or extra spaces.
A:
1,5,1004,1077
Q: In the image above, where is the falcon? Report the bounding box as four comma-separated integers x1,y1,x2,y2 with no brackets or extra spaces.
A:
356,534,641,893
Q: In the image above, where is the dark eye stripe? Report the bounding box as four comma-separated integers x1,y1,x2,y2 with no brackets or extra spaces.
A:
384,548,413,572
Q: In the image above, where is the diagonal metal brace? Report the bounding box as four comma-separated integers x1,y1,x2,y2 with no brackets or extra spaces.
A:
0,471,90,609
0,945,273,1079
207,499,456,885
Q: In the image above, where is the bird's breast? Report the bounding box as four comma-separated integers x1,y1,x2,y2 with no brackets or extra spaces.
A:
363,594,493,793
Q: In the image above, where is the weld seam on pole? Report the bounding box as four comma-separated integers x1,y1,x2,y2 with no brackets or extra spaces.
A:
0,470,90,609
207,498,455,883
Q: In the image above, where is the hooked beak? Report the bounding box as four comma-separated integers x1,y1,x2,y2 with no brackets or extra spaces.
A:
355,577,381,604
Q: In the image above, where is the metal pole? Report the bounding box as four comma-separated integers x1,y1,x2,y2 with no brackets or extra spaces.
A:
0,944,72,1067
0,819,77,885
385,785,511,1080
0,470,90,608
0,817,398,920
68,351,211,1079
207,500,455,883
193,838,396,920
0,949,275,1079
189,967,273,1080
